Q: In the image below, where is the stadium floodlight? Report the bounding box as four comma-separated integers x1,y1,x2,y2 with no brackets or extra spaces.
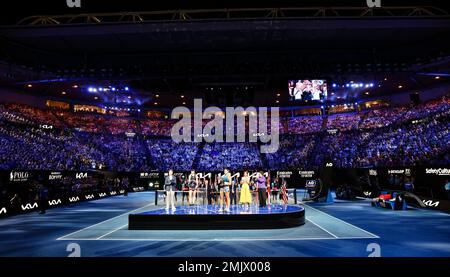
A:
346,84,350,88
87,87,93,92
332,84,337,88
369,83,374,87
111,87,116,92
125,86,129,91
98,87,103,92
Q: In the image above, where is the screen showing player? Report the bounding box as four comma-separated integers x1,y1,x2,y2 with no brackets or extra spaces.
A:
288,80,327,101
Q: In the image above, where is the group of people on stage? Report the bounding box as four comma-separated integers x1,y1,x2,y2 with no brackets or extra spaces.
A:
163,169,286,212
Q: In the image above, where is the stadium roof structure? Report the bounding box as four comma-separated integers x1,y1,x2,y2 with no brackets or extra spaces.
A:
0,4,449,106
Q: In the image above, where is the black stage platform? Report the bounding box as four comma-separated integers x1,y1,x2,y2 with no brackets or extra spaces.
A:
128,204,305,230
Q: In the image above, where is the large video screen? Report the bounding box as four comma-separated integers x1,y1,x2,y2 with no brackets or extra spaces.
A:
288,80,327,101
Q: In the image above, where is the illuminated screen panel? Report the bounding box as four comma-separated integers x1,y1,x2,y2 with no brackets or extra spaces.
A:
288,80,327,101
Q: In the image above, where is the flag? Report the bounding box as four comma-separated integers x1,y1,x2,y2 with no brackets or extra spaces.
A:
281,180,288,205
266,171,271,204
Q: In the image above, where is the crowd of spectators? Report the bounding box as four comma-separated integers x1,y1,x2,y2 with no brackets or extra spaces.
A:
198,142,264,171
0,95,448,171
146,139,199,171
326,113,361,131
288,116,323,134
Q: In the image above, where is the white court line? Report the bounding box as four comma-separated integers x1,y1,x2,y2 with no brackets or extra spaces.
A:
304,204,379,238
57,202,155,240
306,218,338,238
58,235,375,241
59,202,379,241
96,224,128,240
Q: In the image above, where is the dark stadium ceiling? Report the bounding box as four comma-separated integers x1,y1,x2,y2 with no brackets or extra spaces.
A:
0,0,449,106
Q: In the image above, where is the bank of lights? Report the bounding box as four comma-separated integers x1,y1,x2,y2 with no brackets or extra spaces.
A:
87,85,130,93
334,83,374,89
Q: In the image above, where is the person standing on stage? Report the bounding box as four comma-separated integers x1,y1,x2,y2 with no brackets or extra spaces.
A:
239,171,252,211
230,176,238,206
205,179,214,205
220,168,232,212
188,170,198,205
255,172,267,208
164,169,177,212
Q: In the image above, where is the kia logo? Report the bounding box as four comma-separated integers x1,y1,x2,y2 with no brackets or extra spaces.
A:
21,202,38,210
69,196,80,202
75,173,87,179
48,199,61,206
422,199,439,207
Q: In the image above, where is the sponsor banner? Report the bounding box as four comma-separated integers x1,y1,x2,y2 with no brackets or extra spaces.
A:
305,180,318,189
48,171,63,180
75,172,88,179
10,171,29,182
196,172,212,179
48,199,62,206
422,199,440,209
84,194,95,200
327,129,339,135
125,132,135,137
39,124,53,130
369,169,378,176
277,171,293,178
68,196,80,203
298,171,315,178
140,172,160,179
21,202,38,211
425,168,450,176
386,168,412,175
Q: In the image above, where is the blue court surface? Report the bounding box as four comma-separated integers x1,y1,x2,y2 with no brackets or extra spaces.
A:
0,191,449,257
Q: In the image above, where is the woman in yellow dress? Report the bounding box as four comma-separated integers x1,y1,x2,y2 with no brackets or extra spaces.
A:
239,171,252,211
